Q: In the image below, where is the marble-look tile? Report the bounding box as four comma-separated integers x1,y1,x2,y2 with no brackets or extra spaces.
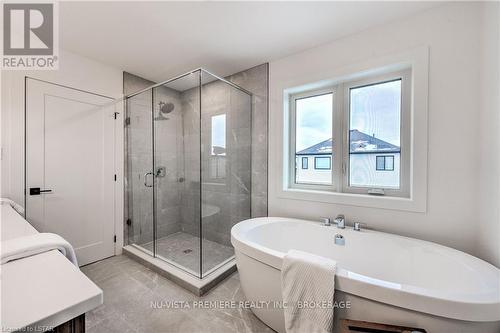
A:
226,64,269,218
83,255,274,333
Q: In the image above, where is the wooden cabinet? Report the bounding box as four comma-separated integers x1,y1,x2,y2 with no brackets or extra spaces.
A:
51,314,85,333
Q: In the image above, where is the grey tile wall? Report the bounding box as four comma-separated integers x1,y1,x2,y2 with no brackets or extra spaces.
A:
153,85,184,239
226,64,269,218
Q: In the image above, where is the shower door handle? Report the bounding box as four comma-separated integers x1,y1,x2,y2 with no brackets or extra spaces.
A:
144,172,154,187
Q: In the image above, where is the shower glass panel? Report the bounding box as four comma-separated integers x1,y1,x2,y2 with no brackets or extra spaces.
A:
200,71,252,276
126,69,252,280
126,89,154,255
153,71,201,277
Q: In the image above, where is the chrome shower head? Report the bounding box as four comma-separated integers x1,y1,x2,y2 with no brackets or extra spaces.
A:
155,102,175,120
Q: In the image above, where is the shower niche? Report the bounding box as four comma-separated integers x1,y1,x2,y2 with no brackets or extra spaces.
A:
124,69,252,291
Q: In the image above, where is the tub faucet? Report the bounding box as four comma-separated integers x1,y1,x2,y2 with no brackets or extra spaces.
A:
353,222,367,231
334,215,345,229
320,217,331,226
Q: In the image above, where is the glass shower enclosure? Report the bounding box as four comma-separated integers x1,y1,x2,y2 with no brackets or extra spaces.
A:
125,69,252,279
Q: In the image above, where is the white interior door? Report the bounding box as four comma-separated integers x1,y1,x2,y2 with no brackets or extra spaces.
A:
26,78,116,266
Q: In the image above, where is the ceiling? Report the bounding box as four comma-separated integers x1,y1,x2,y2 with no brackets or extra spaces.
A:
60,2,442,83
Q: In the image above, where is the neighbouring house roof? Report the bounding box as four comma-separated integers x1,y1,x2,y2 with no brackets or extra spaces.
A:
296,130,400,155
297,138,333,155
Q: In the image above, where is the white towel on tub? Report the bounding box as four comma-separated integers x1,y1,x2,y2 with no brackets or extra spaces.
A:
281,250,336,333
1,233,78,266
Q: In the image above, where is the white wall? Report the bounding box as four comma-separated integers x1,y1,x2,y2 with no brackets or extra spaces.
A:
269,2,498,264
477,2,500,267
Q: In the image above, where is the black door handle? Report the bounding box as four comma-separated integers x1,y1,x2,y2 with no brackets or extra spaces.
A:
29,187,52,195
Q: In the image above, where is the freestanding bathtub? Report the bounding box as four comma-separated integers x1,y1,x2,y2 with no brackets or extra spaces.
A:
231,217,500,332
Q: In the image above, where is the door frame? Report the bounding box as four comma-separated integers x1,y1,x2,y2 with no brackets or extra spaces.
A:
24,76,125,258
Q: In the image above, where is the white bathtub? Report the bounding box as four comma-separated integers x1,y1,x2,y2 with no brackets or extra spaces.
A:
231,217,500,332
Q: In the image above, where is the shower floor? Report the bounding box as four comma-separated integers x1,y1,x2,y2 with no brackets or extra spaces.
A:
138,232,234,276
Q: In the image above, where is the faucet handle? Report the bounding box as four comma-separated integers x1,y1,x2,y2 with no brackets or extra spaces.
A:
320,217,331,226
353,222,367,231
334,214,346,229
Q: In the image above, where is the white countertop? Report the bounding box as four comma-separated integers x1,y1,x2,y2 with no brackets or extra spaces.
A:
1,204,103,332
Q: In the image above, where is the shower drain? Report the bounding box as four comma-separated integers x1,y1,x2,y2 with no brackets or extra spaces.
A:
183,249,193,254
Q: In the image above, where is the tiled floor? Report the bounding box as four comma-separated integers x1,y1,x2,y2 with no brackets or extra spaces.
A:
138,232,235,275
81,255,274,333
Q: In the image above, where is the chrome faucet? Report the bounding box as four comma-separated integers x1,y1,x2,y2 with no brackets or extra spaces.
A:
353,222,367,231
334,215,345,229
320,217,331,226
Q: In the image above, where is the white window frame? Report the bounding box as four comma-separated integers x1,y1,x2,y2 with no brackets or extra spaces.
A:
288,69,411,198
289,88,339,191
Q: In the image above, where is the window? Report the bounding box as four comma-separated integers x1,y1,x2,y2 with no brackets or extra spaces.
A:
289,69,410,197
301,157,308,169
376,156,395,171
314,156,331,170
210,114,226,179
211,114,226,155
348,79,402,189
293,92,333,185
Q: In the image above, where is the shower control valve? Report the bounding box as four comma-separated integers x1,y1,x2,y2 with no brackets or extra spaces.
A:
156,166,166,178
